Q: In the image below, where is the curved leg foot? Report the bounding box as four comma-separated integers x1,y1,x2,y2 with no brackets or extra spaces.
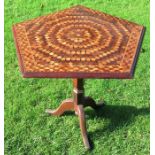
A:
77,105,91,150
84,96,104,110
45,98,74,116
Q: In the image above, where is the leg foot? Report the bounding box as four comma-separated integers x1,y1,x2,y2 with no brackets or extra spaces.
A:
77,105,91,150
45,98,74,116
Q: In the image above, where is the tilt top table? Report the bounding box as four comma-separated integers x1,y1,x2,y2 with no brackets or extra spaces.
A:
12,5,145,149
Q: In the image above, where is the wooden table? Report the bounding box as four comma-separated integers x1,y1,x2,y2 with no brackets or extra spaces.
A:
12,5,145,149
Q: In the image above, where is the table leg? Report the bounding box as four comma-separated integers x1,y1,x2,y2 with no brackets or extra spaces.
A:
46,78,104,150
76,104,91,149
45,98,74,116
73,79,91,149
84,96,104,110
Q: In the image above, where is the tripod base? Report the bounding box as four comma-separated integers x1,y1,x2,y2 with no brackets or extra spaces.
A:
46,79,104,150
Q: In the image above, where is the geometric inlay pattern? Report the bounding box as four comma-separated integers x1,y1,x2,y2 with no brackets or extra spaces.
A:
12,5,145,78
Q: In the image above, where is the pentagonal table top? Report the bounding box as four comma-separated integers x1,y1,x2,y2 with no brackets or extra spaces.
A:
12,5,145,78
